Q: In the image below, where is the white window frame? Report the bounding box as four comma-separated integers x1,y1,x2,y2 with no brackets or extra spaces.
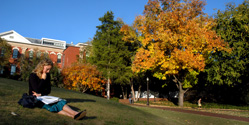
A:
57,53,62,63
12,49,19,59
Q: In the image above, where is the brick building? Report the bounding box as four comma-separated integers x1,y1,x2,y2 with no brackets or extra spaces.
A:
0,30,88,75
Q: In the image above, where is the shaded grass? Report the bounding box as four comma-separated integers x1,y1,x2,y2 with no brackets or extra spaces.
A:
0,78,248,125
137,100,249,110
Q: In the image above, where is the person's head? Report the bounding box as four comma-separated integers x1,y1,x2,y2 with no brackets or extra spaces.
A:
33,58,53,79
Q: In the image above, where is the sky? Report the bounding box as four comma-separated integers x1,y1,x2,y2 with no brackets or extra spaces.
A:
0,0,245,44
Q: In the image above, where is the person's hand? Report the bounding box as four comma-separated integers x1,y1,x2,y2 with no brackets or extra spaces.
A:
32,91,41,97
41,73,46,80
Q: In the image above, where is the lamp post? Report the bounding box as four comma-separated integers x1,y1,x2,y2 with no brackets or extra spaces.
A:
146,77,149,106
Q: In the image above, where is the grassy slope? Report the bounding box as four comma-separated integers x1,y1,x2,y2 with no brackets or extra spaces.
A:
0,78,248,125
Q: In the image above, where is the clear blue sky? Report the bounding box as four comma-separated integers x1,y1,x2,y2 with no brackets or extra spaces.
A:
0,0,245,44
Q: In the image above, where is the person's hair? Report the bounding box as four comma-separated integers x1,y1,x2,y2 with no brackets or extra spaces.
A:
32,58,53,79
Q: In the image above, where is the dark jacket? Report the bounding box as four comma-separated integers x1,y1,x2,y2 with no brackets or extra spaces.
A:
28,73,51,107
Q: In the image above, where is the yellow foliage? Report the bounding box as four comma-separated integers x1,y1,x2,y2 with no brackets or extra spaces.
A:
61,63,106,93
121,0,230,80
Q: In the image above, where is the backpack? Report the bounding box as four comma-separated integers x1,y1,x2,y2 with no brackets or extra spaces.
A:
18,93,37,108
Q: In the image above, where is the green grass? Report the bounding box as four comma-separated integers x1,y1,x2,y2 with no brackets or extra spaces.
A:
0,78,248,125
137,100,249,110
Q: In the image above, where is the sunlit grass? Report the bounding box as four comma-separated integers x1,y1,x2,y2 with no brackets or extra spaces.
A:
0,78,248,125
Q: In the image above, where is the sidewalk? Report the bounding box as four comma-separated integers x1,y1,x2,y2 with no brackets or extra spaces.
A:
122,102,249,123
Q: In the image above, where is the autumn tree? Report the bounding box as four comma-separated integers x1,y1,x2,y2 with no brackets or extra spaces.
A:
205,0,249,104
62,63,106,93
0,38,12,74
90,11,132,99
121,0,229,107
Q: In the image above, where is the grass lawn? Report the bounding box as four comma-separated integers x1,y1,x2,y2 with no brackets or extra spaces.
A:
136,100,249,118
0,78,248,125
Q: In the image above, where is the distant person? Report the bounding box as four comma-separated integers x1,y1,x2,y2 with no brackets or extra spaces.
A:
29,58,86,120
129,94,133,104
198,98,202,109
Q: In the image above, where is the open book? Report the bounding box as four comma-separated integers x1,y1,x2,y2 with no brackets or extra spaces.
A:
37,96,61,104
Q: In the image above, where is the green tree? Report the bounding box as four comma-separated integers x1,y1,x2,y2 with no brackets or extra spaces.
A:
205,0,249,104
50,63,63,88
0,38,12,74
90,11,132,99
19,49,46,81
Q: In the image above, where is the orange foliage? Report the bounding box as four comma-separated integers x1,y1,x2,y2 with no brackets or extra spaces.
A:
62,63,106,93
121,0,230,79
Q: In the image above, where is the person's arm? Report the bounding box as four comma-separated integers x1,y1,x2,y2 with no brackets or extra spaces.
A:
29,73,48,96
42,73,51,95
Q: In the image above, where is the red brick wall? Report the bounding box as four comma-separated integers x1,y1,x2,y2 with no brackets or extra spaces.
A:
8,47,64,72
49,52,57,63
63,46,80,68
5,43,80,76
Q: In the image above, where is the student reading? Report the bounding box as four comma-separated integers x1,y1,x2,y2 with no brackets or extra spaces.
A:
29,58,86,120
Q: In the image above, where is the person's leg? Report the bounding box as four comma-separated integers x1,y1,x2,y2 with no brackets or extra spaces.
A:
60,104,87,120
58,110,74,118
62,104,79,116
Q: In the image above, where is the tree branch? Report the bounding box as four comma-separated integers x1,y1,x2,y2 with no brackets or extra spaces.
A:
183,88,189,94
173,75,179,89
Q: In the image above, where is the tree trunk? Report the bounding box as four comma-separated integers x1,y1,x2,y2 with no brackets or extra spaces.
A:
135,84,142,102
107,36,110,100
121,86,128,99
107,76,110,100
178,78,183,107
121,86,124,99
173,75,188,107
178,90,184,107
130,78,135,102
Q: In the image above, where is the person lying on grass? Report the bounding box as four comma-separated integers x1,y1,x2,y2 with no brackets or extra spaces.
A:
29,58,86,120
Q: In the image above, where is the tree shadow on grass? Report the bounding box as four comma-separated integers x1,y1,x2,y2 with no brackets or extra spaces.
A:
83,116,97,120
64,98,96,103
68,105,81,111
66,98,96,111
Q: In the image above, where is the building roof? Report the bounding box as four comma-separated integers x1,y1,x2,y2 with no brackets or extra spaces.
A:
25,37,42,44
0,30,90,49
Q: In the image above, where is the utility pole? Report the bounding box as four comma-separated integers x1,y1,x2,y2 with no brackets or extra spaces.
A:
147,77,149,106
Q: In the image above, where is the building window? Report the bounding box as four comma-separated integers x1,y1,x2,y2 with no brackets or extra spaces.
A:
37,51,41,58
0,65,3,74
12,49,18,59
43,41,54,46
10,64,16,75
29,51,33,60
57,54,62,63
0,48,5,57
